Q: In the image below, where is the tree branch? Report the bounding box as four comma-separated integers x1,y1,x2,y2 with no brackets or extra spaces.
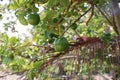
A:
61,7,91,37
86,0,94,25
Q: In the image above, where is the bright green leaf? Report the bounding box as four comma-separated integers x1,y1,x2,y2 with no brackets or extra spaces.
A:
9,3,18,10
18,15,28,25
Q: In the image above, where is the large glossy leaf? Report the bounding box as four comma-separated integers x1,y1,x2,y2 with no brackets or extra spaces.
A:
9,3,18,10
15,10,26,16
18,15,28,25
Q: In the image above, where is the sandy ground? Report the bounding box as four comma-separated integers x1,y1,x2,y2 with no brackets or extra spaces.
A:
0,65,115,80
0,64,23,80
0,71,114,80
0,71,22,80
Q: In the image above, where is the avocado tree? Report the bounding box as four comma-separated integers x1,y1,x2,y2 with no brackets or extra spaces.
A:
0,0,120,79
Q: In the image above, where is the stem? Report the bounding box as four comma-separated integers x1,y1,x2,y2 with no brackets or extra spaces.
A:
86,0,94,25
61,7,91,37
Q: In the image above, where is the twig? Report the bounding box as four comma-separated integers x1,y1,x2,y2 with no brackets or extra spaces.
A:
61,7,91,37
95,5,113,26
110,4,119,35
57,1,73,25
86,0,94,25
96,4,119,35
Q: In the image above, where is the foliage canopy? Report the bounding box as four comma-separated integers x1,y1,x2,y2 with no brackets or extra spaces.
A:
0,0,120,79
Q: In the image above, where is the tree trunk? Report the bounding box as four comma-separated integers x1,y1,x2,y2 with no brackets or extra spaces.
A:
110,0,120,35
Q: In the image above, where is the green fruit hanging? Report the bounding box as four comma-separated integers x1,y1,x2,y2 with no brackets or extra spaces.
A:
28,13,40,25
54,37,69,52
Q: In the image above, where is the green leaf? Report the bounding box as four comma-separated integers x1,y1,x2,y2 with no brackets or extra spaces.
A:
33,61,42,69
14,0,20,6
9,37,17,43
44,30,50,39
47,0,57,7
53,18,59,23
45,10,55,24
59,0,69,7
101,33,113,42
39,0,48,4
3,34,9,42
27,72,34,80
46,10,55,19
2,57,13,65
18,0,25,5
71,23,78,30
18,15,28,25
9,3,18,10
33,7,39,12
0,14,2,19
15,10,26,16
